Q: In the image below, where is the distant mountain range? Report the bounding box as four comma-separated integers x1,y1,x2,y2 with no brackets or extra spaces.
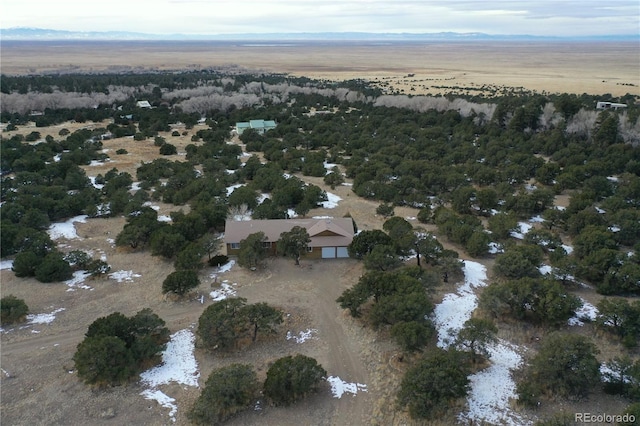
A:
1,27,637,42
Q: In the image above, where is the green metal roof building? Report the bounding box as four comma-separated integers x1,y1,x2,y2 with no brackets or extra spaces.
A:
235,119,277,135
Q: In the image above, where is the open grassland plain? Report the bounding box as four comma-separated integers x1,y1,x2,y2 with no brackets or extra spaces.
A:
1,40,639,96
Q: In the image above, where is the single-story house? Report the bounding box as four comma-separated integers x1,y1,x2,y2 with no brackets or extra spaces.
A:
235,119,277,135
224,218,354,259
136,100,152,108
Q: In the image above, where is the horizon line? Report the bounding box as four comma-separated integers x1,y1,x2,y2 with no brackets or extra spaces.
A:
1,27,637,41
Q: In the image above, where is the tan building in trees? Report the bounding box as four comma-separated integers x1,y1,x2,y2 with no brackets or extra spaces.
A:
224,218,354,259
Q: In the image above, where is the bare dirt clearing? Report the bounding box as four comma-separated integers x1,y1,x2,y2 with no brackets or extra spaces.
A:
1,40,638,96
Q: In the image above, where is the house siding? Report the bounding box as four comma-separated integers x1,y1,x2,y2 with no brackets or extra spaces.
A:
224,218,354,261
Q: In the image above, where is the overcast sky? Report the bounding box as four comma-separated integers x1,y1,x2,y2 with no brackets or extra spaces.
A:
1,0,638,36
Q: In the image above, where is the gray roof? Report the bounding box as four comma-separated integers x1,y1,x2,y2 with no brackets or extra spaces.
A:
224,218,354,248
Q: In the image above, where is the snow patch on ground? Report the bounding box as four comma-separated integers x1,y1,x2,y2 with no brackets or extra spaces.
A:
109,270,141,283
286,329,318,343
88,176,104,189
323,161,337,174
568,298,598,326
538,264,553,275
226,183,245,197
432,260,488,348
27,308,65,324
140,390,177,421
460,341,531,425
433,262,531,424
88,159,113,166
321,192,342,209
142,202,160,211
213,260,235,274
65,271,93,291
47,215,88,240
510,222,532,240
139,329,200,423
488,242,504,254
210,281,237,301
257,193,270,204
326,376,368,398
140,329,200,388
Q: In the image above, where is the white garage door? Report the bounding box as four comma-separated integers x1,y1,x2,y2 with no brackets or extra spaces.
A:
336,247,349,258
322,247,336,258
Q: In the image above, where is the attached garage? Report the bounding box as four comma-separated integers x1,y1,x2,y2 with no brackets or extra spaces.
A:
336,247,349,258
322,247,336,258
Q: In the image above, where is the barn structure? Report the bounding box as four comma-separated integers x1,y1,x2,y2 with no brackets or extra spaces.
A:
224,218,354,259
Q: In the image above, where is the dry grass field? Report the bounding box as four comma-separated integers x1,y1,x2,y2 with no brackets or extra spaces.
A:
1,40,639,96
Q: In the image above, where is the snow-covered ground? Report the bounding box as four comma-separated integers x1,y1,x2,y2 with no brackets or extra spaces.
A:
257,193,270,204
47,215,88,240
326,376,368,398
108,270,142,283
286,329,318,343
488,242,504,254
568,297,598,326
562,244,574,255
210,280,237,301
88,176,104,189
321,192,342,209
142,202,160,211
27,307,65,325
213,260,235,274
65,271,93,291
433,260,532,424
538,264,553,275
459,341,531,425
88,159,113,166
510,222,533,240
432,260,488,347
226,183,245,197
140,329,200,423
